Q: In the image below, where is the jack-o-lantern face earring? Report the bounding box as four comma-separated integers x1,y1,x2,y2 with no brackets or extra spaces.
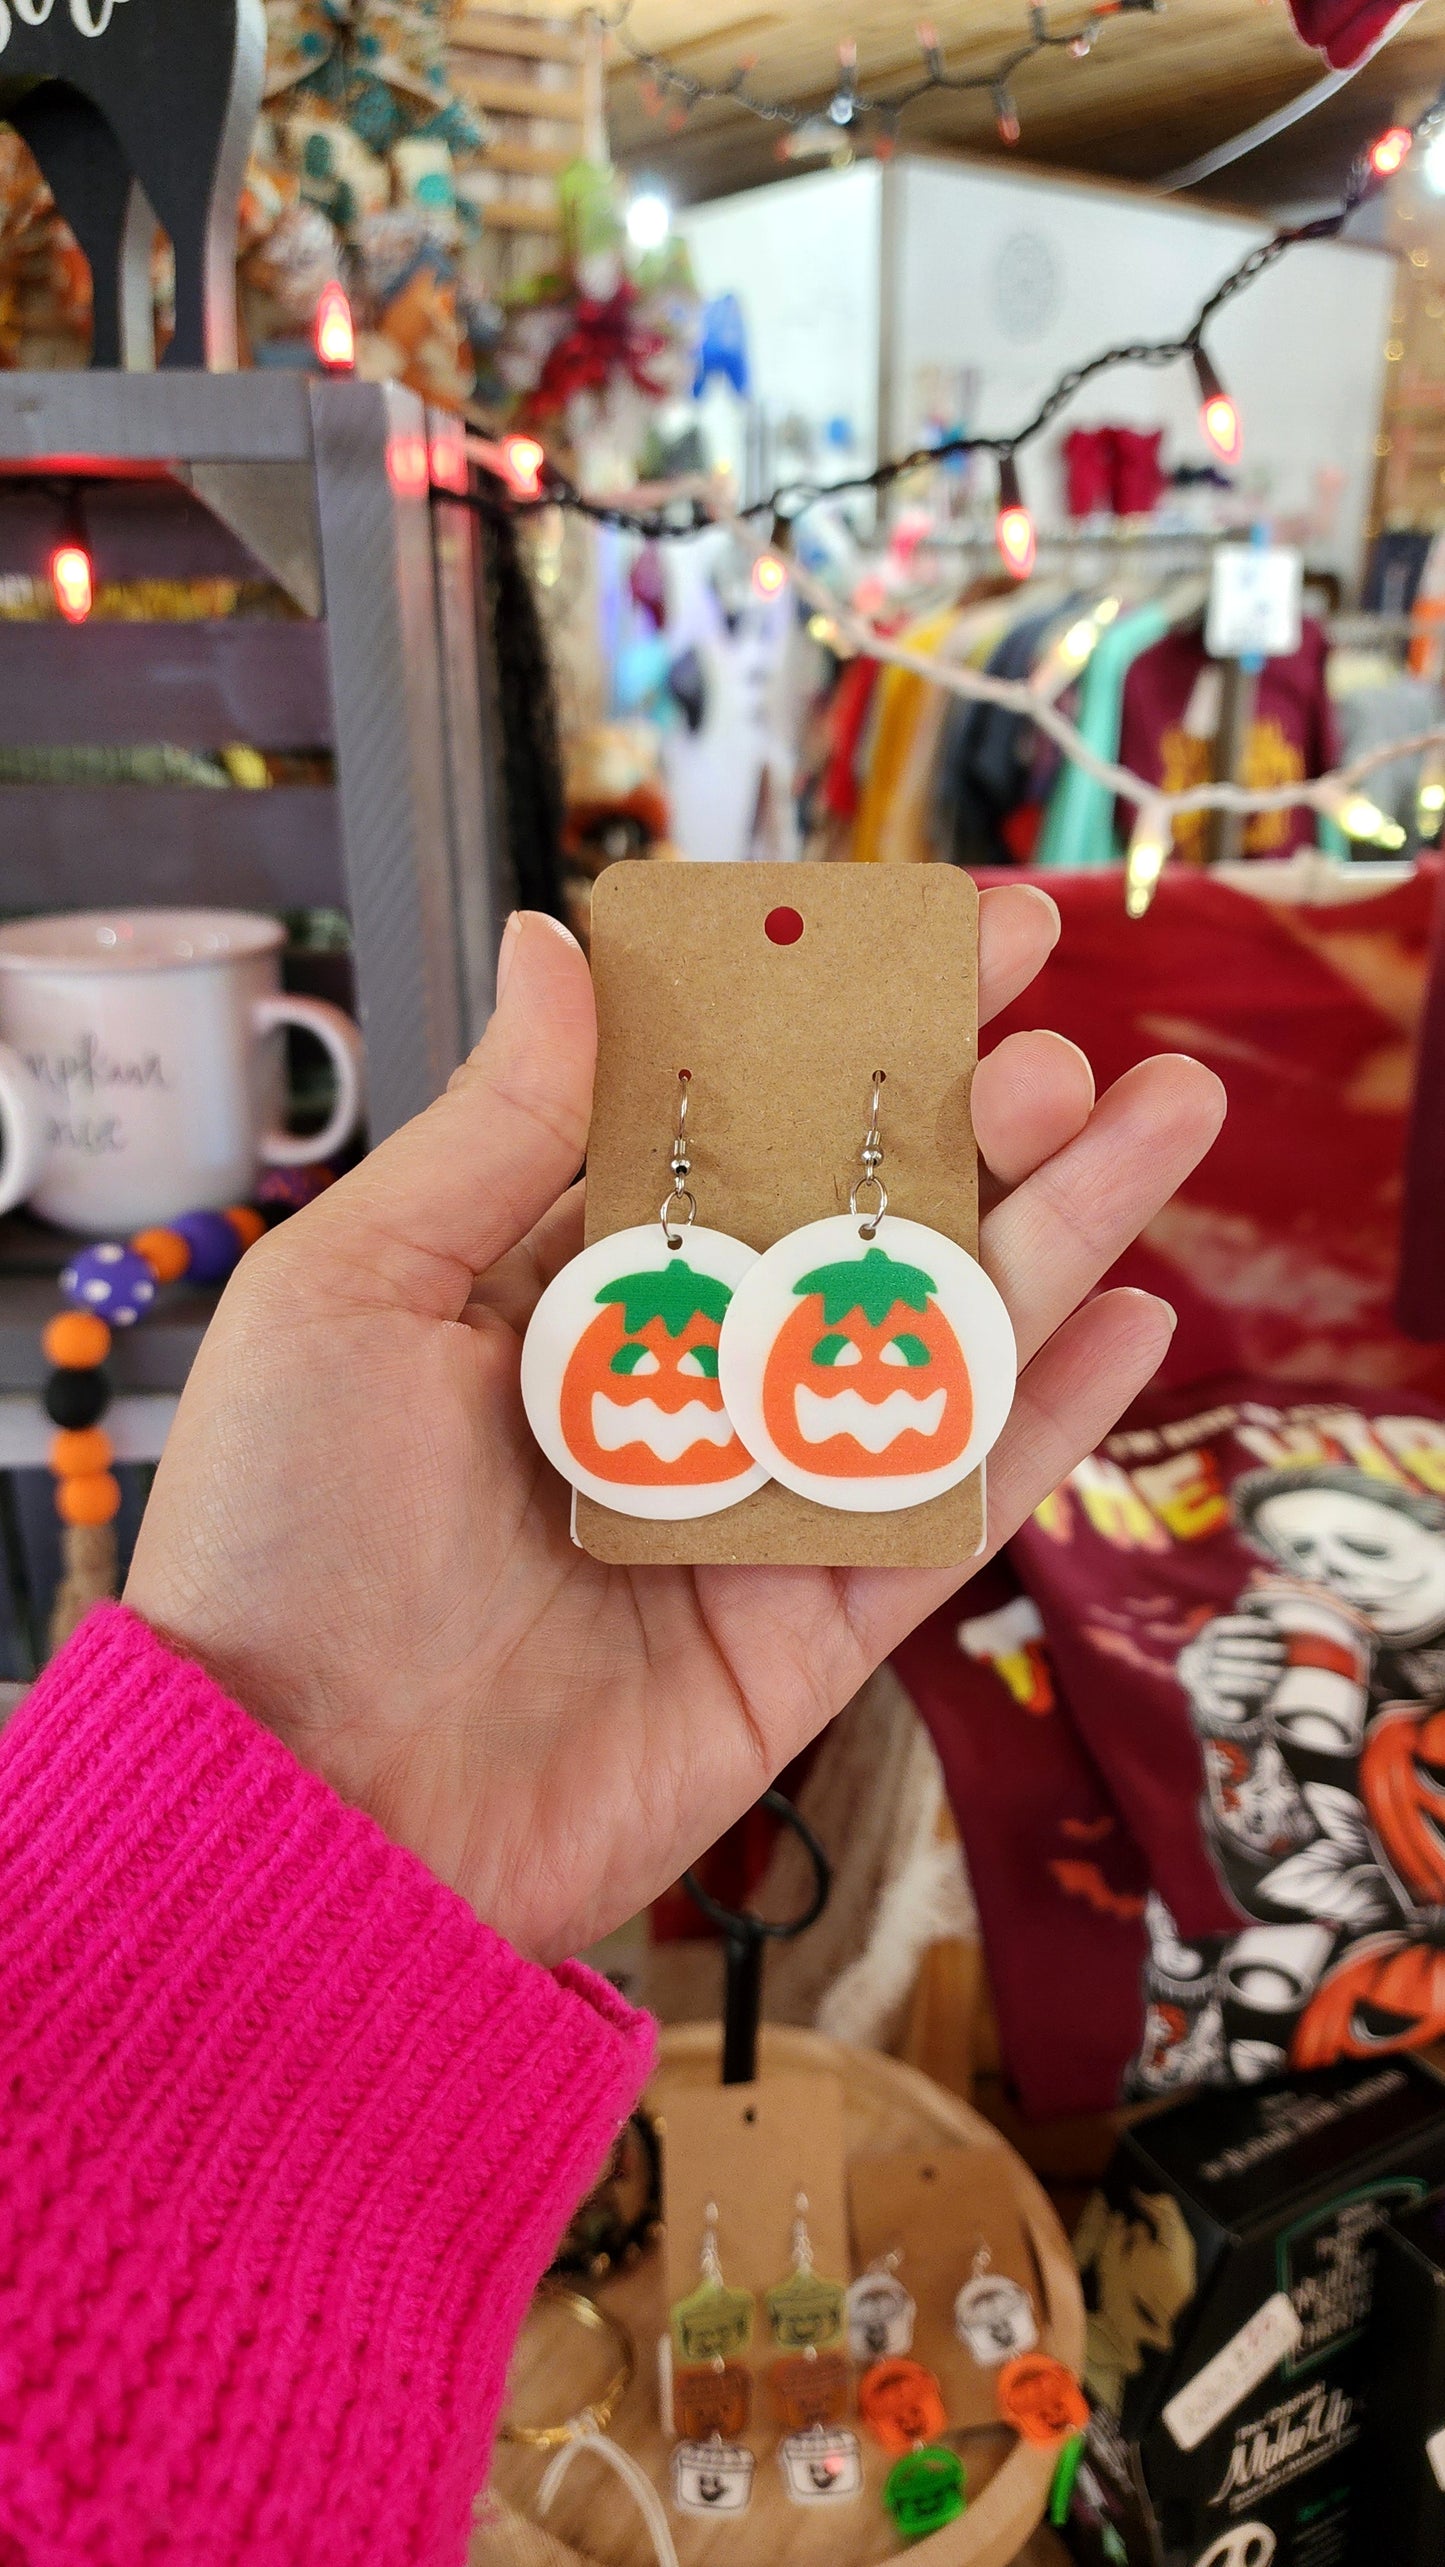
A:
521,1072,769,1520
719,1072,1016,1513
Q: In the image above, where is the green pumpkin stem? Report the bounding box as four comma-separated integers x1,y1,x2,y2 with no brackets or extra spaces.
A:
596,1257,732,1338
794,1244,937,1327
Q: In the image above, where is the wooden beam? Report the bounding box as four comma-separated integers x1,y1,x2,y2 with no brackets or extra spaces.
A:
455,73,585,120
479,197,564,230
450,18,583,65
476,138,574,174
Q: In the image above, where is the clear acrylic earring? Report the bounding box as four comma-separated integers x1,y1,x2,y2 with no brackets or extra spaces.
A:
521,1071,769,1520
718,1071,1016,1512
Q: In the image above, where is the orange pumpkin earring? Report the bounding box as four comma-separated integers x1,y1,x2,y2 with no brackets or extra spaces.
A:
521,1071,769,1520
718,1071,1016,1514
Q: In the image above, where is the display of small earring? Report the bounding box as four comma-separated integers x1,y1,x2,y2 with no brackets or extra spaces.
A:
766,2190,851,2432
670,2351,752,2443
766,2192,846,2353
717,1069,1017,1514
498,2287,636,2447
670,2201,755,2366
858,2356,950,2459
520,1069,768,1521
671,2432,755,2518
777,2423,865,2506
847,2248,916,2361
996,2351,1090,2447
953,2239,1039,2366
882,2444,968,2544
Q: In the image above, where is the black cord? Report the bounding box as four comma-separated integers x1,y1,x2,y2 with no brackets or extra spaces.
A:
439,75,1445,543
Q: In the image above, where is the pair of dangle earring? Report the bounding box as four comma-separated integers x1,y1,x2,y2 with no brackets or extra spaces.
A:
522,1068,1016,1520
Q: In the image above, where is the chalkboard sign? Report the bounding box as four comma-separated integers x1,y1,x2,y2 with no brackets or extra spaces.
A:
0,0,266,369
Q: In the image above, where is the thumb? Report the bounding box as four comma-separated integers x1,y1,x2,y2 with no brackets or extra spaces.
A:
284,911,595,1316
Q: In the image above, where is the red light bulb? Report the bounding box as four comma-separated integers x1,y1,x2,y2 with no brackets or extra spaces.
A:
502,435,546,499
314,280,355,372
1192,345,1242,466
995,456,1035,579
752,550,788,598
50,541,93,624
1369,125,1412,179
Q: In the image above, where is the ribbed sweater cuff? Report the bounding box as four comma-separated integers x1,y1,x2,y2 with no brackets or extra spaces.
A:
0,1604,655,2567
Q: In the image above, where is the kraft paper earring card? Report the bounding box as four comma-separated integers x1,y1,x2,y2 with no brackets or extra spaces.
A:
579,861,985,1569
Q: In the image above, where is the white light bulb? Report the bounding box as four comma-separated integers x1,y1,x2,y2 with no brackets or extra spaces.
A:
626,190,671,251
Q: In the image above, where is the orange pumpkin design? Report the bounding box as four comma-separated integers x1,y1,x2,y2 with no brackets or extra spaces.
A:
761,1246,973,1479
1361,1703,1445,1905
558,1257,752,1488
1291,1928,1445,2070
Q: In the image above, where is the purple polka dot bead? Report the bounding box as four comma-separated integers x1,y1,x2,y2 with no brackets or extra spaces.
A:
58,1242,157,1328
168,1209,244,1285
256,1166,334,1214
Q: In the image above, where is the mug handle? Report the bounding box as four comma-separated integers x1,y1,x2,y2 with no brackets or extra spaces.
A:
0,1040,51,1216
253,996,366,1169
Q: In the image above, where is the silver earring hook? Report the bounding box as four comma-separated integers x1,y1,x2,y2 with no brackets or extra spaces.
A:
701,2198,723,2287
848,1068,888,1239
660,1068,698,1249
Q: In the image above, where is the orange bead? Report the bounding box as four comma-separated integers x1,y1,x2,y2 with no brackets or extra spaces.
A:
49,1427,114,1478
42,1310,112,1369
56,1471,122,1527
130,1226,191,1284
224,1205,266,1252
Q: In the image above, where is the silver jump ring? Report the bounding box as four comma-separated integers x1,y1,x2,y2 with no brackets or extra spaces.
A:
850,1172,888,1239
660,1185,697,1249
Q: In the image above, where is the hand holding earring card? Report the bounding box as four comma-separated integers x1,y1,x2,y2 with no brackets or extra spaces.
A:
575,861,995,1568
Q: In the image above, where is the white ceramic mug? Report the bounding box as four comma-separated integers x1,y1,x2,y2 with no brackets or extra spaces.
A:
0,909,365,1234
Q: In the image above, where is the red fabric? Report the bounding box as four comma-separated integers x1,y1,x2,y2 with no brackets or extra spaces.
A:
1063,427,1112,519
892,867,1445,2117
1287,0,1413,66
821,653,882,820
988,863,1443,1400
1116,619,1337,862
0,1604,654,2564
1396,863,1445,1338
1107,425,1165,519
894,1563,1151,2119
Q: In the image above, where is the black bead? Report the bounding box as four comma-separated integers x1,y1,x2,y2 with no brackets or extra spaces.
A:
44,1365,112,1429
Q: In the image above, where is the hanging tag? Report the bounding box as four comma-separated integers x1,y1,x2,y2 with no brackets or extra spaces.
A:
1205,543,1302,663
672,2359,752,2441
669,2271,755,2365
954,2271,1039,2366
671,2438,755,2517
858,2357,949,2456
883,2445,968,2542
767,2261,847,2352
770,2349,853,2431
997,2351,1089,2446
848,2269,917,2361
778,2425,865,2505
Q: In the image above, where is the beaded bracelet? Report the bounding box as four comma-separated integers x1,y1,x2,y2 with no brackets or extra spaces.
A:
38,1165,335,1653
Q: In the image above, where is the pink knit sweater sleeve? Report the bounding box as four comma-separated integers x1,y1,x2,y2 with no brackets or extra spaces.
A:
0,1604,656,2567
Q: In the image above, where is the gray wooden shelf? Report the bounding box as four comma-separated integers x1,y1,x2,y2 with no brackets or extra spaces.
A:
0,370,510,1402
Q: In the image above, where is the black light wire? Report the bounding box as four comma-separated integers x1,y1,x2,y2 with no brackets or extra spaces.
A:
441,76,1445,543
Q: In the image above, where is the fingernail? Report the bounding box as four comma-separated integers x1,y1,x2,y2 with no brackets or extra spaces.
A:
1157,1298,1179,1335
495,911,522,999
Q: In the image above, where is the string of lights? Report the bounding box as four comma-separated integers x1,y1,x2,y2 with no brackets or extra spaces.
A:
595,0,1162,153
460,85,1445,566
717,504,1445,916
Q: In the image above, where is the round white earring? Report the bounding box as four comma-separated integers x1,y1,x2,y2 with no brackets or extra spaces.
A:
521,1072,769,1521
718,1072,1015,1514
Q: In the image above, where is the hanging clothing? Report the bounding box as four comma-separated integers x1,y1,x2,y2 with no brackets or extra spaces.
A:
1033,599,1172,871
1116,617,1336,862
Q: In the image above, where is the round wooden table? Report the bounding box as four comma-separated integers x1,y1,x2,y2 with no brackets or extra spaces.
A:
484,2025,1084,2567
